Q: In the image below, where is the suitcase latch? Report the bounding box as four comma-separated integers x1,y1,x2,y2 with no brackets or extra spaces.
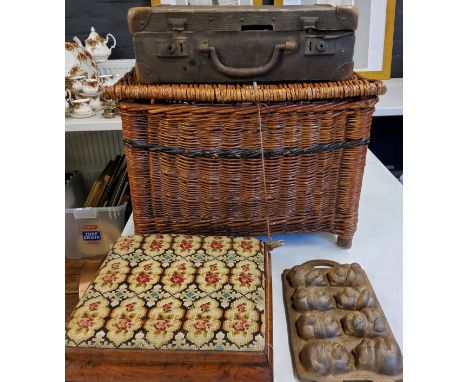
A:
304,37,335,56
169,18,186,31
157,39,188,57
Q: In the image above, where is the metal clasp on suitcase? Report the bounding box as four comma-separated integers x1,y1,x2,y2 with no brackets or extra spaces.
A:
304,36,336,56
300,17,336,56
155,18,189,58
197,40,297,78
156,38,188,58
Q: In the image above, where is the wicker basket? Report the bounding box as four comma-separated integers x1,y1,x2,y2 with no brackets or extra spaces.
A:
106,70,386,248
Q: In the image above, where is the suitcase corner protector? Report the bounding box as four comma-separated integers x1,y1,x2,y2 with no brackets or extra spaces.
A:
336,5,359,30
128,7,151,33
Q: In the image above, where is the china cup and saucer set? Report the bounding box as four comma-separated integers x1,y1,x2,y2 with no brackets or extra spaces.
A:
65,27,120,118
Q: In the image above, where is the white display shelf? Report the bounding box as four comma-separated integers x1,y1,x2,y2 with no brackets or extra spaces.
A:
65,114,122,132
65,78,402,132
121,150,402,382
374,77,403,117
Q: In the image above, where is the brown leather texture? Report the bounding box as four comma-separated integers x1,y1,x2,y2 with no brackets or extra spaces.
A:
129,5,358,83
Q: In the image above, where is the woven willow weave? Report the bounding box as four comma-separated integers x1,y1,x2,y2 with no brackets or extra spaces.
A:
106,70,385,248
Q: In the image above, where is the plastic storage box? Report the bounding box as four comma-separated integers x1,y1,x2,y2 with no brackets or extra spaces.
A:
65,171,85,209
65,203,127,259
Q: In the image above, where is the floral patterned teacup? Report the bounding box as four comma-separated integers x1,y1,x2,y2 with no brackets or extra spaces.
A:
82,79,100,94
98,74,114,88
98,74,121,88
65,90,72,111
69,75,86,92
89,95,101,111
71,99,93,115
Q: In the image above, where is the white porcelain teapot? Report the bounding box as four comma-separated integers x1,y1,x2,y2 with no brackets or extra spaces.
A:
75,27,116,63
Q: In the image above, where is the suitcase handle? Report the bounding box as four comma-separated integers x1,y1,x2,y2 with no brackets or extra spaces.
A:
197,40,297,78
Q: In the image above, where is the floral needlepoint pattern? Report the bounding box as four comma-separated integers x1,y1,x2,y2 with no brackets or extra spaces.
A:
162,259,196,294
143,234,172,256
211,284,243,308
231,260,261,294
196,260,229,293
186,250,214,267
104,283,134,308
219,250,244,268
173,235,201,256
184,297,223,347
106,297,146,346
250,252,265,272
224,298,260,347
202,236,231,257
145,297,185,348
245,288,266,312
114,235,143,255
233,237,261,257
128,260,163,293
140,284,171,308
66,234,267,352
66,297,109,344
159,250,181,267
94,259,129,293
173,284,207,308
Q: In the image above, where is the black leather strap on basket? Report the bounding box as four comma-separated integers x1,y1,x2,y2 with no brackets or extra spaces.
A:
122,138,370,159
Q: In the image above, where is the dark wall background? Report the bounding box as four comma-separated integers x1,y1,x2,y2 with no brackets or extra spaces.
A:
66,0,403,77
391,0,403,77
65,0,148,60
369,116,403,177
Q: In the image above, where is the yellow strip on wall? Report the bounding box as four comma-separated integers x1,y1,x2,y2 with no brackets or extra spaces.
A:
359,0,396,80
148,0,396,80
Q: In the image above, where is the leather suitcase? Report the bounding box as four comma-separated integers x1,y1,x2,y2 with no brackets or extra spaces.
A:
128,5,358,84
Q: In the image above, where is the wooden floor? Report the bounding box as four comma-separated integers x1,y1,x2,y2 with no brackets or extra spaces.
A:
65,256,105,322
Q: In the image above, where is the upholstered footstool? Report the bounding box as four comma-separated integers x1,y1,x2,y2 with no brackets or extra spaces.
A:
66,234,273,382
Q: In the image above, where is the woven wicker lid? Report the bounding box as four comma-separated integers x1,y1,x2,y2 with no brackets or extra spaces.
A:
105,68,386,103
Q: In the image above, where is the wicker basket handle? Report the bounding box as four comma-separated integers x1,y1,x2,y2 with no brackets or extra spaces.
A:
197,40,297,78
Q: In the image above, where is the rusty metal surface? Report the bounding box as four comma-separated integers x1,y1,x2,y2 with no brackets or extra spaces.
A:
282,260,403,382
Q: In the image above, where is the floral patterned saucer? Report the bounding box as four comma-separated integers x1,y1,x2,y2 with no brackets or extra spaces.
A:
74,89,103,98
67,108,103,119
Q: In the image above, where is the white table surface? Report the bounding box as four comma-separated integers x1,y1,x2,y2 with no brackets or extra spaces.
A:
65,78,402,132
122,150,402,381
